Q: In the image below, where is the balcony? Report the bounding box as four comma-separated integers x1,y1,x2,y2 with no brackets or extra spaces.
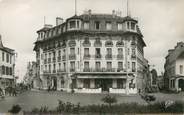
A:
53,70,56,73
94,41,102,47
117,68,124,72
116,41,124,47
43,70,51,74
105,54,112,60
131,54,136,59
70,68,75,72
83,41,91,47
48,58,51,63
53,57,56,63
117,54,124,59
95,54,101,59
57,69,66,73
82,68,124,73
105,41,113,47
58,56,61,62
132,69,136,72
44,59,47,64
62,55,66,61
69,54,76,60
83,54,90,60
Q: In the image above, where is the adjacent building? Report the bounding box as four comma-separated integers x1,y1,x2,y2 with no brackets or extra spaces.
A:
34,10,148,94
0,35,16,89
23,61,40,88
164,42,184,92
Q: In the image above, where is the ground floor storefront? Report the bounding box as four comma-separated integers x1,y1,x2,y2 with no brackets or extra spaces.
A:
35,73,145,94
71,73,137,94
0,77,15,89
169,76,184,92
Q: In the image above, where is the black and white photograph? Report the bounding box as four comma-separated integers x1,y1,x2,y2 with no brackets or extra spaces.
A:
0,0,184,114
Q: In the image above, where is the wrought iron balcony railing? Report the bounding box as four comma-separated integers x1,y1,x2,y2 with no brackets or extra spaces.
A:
131,54,136,59
105,54,112,60
70,68,75,72
53,70,56,73
57,69,66,73
48,58,51,63
58,56,61,62
44,59,47,64
83,54,90,59
62,55,66,61
117,54,124,59
82,68,125,73
95,54,101,59
53,57,56,63
69,54,76,60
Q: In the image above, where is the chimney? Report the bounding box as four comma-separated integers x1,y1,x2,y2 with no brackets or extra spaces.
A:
56,17,63,26
88,9,92,15
0,34,4,48
44,24,53,28
112,10,116,17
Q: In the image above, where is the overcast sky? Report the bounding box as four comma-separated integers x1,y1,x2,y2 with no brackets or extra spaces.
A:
0,0,184,82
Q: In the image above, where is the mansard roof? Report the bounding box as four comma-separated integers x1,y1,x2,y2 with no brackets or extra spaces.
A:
0,35,14,54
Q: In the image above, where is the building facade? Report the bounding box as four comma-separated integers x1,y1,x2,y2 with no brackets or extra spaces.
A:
23,61,39,88
34,11,148,94
164,42,184,92
0,35,16,89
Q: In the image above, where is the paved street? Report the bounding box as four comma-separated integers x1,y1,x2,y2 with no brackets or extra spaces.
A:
0,90,183,113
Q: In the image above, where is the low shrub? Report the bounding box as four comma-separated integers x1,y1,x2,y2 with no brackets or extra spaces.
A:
8,104,21,114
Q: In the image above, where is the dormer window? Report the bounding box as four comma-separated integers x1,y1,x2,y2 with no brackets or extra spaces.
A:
117,23,123,30
69,21,76,29
84,22,89,29
106,22,112,30
131,22,135,30
95,21,100,30
68,19,81,31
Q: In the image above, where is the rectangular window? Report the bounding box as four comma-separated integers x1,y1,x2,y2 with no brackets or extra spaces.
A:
107,48,112,55
118,48,123,54
59,63,61,70
63,62,66,71
106,22,112,30
118,62,123,69
69,21,76,29
84,22,89,29
127,22,130,29
95,21,100,30
45,65,47,71
58,50,61,57
83,79,90,88
84,48,89,55
10,55,12,64
84,61,89,69
2,52,4,61
132,49,136,55
49,64,51,72
131,22,135,30
117,23,123,30
95,48,101,55
107,62,112,69
6,54,9,63
117,79,126,89
95,62,101,69
70,48,75,55
132,62,136,72
70,61,75,72
180,65,183,74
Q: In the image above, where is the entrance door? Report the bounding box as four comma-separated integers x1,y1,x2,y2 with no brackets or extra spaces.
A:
100,79,112,92
52,77,57,90
178,79,184,91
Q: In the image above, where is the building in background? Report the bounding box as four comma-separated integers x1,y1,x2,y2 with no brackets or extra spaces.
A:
34,10,148,94
0,35,16,89
23,61,40,89
164,42,184,92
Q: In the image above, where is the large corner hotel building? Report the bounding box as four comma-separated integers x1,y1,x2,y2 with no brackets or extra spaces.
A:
34,10,148,94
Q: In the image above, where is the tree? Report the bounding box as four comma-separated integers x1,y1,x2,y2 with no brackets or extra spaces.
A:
101,95,117,107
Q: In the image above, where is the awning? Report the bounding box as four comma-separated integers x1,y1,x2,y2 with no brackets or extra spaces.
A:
73,74,135,79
